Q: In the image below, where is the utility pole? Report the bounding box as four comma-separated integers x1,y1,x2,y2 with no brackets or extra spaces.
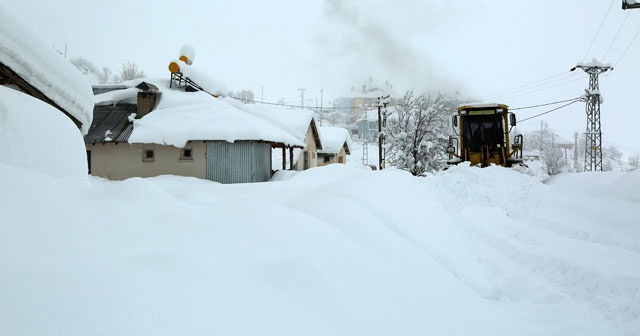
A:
574,132,579,172
298,88,306,109
362,106,369,166
571,60,612,172
377,95,390,170
540,121,544,158
319,89,324,127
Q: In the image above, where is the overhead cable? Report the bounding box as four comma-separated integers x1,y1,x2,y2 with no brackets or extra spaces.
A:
519,99,582,123
510,97,581,111
583,0,615,61
602,11,631,60
614,24,640,67
479,71,570,101
490,77,583,101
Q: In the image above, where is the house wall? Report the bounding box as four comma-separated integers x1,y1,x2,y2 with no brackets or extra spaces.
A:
86,141,206,180
317,147,347,166
294,125,319,171
205,141,271,183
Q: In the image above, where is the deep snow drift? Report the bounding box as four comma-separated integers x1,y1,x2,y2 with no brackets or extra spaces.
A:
0,86,88,178
1,162,639,335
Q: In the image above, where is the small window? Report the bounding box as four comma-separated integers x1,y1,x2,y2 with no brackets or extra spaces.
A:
143,149,155,162
180,148,193,160
323,156,331,163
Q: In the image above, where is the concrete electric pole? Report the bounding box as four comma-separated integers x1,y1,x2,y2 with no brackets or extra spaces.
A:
377,95,390,170
299,88,306,109
571,60,612,172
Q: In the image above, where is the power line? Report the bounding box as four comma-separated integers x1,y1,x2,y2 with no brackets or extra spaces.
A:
490,77,583,101
583,0,616,61
228,96,355,110
614,24,640,66
602,11,631,60
510,97,581,111
519,99,582,123
479,71,570,100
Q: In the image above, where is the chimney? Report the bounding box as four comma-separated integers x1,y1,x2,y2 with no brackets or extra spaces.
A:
135,82,159,119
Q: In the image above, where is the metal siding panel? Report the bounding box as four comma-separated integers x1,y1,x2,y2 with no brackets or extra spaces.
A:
206,141,271,184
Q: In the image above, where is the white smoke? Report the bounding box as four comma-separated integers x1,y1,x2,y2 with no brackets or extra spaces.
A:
318,0,467,97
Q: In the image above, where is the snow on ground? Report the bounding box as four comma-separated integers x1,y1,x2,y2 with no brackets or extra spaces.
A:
1,121,639,335
348,141,380,167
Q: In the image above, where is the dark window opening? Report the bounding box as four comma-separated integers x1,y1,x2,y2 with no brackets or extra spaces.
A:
86,150,91,174
323,156,331,163
303,151,309,170
143,149,155,161
463,115,504,152
180,148,193,160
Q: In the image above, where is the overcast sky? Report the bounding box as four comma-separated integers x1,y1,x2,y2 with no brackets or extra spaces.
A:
4,0,640,153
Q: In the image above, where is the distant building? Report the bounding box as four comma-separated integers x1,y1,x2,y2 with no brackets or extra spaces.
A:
317,127,352,166
332,77,400,140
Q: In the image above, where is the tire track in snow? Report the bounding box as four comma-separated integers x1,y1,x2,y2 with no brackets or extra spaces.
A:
455,206,640,336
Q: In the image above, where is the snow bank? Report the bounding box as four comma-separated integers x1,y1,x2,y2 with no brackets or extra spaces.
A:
0,4,94,133
1,141,638,335
0,86,88,179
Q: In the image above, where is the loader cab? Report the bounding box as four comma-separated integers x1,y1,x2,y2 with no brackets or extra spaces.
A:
463,114,505,152
447,103,524,167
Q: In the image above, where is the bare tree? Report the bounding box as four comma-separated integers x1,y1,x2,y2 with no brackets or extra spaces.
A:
628,154,640,170
69,57,99,76
524,123,568,175
119,61,145,81
229,90,255,104
384,91,455,176
98,67,112,84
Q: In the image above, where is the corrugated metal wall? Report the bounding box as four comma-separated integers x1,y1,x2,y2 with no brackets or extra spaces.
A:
206,141,271,183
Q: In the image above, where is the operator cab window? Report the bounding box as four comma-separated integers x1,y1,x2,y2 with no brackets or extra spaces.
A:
464,115,504,151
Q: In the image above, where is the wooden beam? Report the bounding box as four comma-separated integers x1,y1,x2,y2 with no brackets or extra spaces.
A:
282,147,286,170
289,147,294,170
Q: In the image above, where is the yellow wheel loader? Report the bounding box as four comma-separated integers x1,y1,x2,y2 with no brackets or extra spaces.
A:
446,103,525,168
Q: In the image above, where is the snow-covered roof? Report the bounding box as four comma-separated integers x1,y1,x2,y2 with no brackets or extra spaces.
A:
96,78,312,149
230,101,322,149
458,103,509,110
318,127,352,155
0,5,94,134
